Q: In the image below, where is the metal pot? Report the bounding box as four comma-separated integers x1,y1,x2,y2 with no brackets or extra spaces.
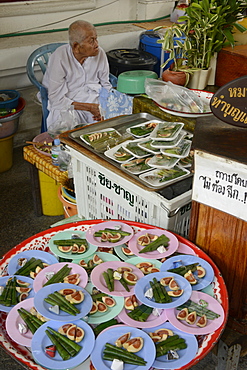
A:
0,109,24,138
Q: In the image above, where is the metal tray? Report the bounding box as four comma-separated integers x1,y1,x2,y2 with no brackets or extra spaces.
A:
69,113,193,190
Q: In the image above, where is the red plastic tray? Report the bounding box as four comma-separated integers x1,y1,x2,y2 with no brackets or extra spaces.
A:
0,220,228,370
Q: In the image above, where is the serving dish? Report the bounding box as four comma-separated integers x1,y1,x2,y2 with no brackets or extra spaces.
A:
90,324,156,370
91,260,144,297
68,113,193,190
128,228,179,259
7,250,58,275
126,119,161,138
31,319,95,369
0,275,34,313
134,271,192,309
150,121,184,141
33,261,89,292
156,89,213,118
6,298,36,347
33,282,92,321
0,220,229,370
49,230,98,260
32,132,53,156
86,220,134,248
85,282,124,324
166,290,225,335
160,255,214,291
142,321,198,369
139,166,190,189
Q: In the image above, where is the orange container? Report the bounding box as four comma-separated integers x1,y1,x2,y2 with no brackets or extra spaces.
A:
57,185,77,218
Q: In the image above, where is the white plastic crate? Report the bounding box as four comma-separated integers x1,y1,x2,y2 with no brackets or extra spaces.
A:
70,147,192,237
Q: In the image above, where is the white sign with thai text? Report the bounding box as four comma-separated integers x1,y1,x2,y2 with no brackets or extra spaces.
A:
192,150,247,221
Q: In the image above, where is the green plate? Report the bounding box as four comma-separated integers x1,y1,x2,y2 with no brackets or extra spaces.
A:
127,256,162,270
85,282,124,324
114,244,136,261
72,251,121,264
49,230,98,261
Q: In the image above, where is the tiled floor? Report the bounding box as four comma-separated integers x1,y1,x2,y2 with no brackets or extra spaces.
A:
0,146,247,369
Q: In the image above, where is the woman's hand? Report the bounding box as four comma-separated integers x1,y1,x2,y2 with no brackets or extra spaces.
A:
72,102,102,121
88,103,102,121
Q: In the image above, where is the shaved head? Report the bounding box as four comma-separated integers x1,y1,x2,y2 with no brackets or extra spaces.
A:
68,20,95,46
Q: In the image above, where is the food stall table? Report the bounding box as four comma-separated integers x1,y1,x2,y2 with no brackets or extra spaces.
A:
133,95,196,133
23,145,68,216
0,219,228,370
59,114,193,238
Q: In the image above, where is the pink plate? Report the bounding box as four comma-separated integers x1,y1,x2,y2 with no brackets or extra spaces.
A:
6,298,35,347
32,132,53,156
177,242,197,256
85,220,134,247
117,297,168,328
90,261,144,297
128,228,179,259
33,262,88,292
166,290,225,335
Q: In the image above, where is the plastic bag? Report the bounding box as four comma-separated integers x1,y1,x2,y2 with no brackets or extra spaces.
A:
58,148,71,171
170,0,189,23
48,106,79,137
145,78,205,113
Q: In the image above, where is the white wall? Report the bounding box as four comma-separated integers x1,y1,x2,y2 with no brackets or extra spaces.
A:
0,0,174,90
0,0,174,145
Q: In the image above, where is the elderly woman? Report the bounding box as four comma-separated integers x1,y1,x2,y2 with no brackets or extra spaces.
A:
42,20,112,129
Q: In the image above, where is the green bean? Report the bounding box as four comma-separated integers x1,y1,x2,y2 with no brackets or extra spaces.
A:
53,239,88,246
43,264,71,286
139,234,170,253
47,327,81,353
119,277,130,292
107,268,114,291
103,271,113,291
167,263,199,276
103,343,146,365
15,258,44,276
93,319,118,336
45,330,71,360
176,299,220,319
18,309,37,334
47,292,79,314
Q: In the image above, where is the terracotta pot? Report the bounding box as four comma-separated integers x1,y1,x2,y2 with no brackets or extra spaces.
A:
162,68,187,86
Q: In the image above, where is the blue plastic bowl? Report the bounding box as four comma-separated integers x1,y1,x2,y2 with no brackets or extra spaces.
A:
0,90,20,110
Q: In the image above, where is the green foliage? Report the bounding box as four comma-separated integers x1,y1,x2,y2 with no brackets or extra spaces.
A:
156,0,247,70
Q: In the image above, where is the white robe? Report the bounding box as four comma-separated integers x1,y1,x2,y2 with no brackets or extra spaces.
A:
42,44,112,129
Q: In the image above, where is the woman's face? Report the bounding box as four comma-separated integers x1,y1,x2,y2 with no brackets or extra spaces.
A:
73,28,99,61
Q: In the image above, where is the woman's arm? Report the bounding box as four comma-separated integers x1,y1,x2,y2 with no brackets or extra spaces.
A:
72,102,101,121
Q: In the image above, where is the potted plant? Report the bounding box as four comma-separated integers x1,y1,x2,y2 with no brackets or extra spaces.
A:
156,0,247,89
155,23,198,86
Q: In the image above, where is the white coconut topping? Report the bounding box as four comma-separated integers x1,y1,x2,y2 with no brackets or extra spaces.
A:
111,359,124,370
152,307,163,316
144,287,153,299
113,271,122,281
157,245,167,253
45,272,55,281
18,322,28,334
49,305,59,314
